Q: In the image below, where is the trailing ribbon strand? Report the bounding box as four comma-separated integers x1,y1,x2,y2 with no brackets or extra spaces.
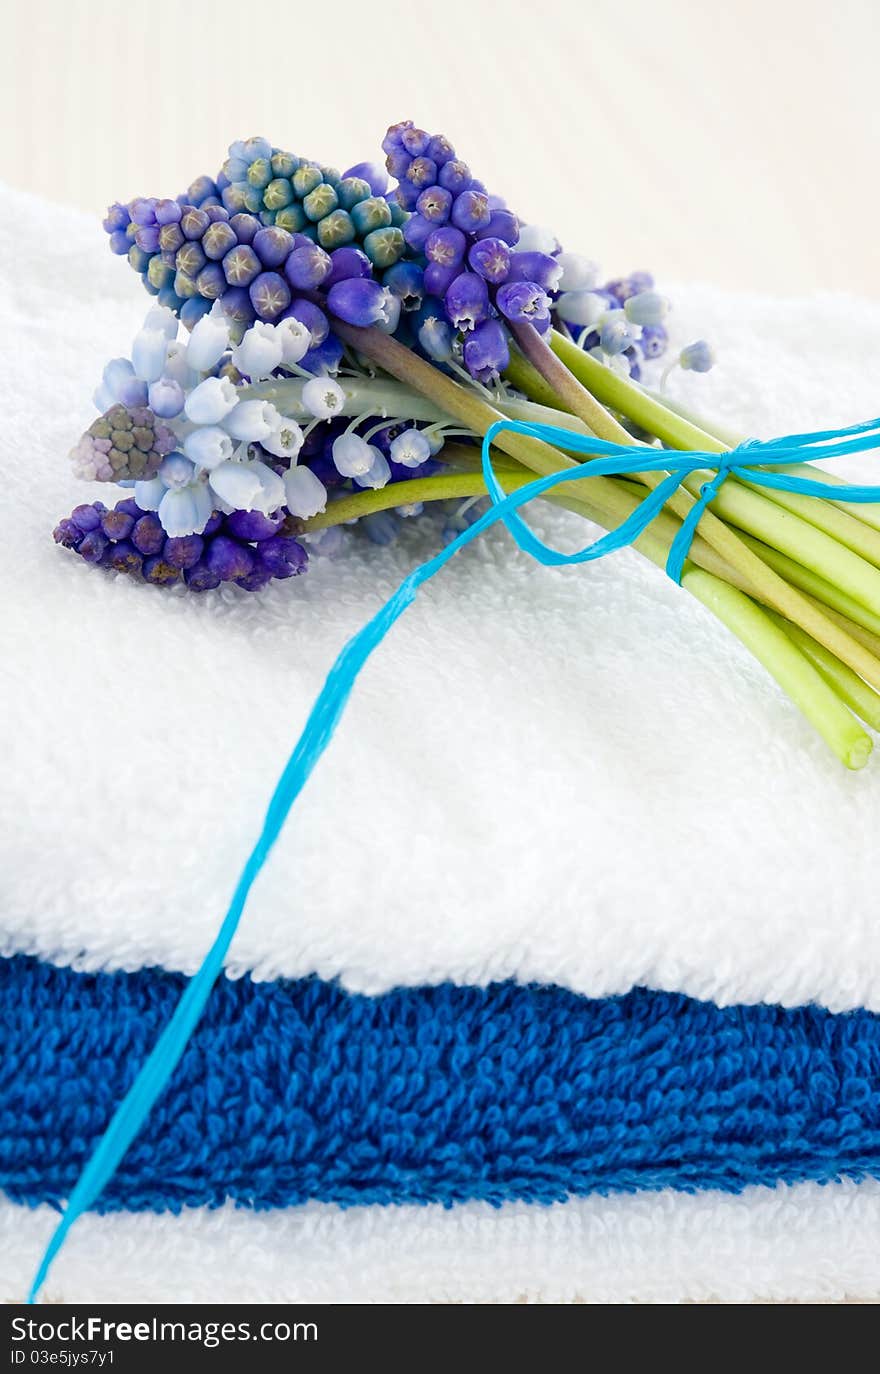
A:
28,412,880,1302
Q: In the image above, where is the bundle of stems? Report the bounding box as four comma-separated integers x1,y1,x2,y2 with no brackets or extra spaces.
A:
279,317,880,770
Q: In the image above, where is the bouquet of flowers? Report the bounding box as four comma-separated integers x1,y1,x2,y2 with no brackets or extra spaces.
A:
55,121,880,770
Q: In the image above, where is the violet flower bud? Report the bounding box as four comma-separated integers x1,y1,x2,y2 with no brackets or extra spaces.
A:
463,318,510,382
445,272,490,330
506,251,562,292
252,226,294,268
425,226,466,269
324,246,371,288
327,277,390,327
402,213,433,253
249,271,291,321
438,161,471,195
496,280,551,326
416,186,452,224
450,190,491,233
287,299,329,346
475,209,520,246
467,237,511,285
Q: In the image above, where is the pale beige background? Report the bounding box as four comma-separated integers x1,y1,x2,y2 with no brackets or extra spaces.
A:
1,0,877,297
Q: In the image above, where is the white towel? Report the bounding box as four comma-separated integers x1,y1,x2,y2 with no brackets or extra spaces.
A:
4,1181,879,1304
3,184,880,1012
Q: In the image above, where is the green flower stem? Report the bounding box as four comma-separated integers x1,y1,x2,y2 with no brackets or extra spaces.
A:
326,317,645,526
641,386,880,545
681,473,880,614
508,321,633,443
327,316,880,708
733,532,880,640
767,464,880,535
547,331,727,452
767,611,880,733
502,324,880,691
683,570,871,769
296,449,871,766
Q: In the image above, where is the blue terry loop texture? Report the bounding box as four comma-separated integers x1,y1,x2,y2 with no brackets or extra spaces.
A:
4,955,880,1215
27,412,880,1298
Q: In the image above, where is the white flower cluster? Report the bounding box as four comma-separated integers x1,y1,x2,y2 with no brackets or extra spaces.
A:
86,304,345,536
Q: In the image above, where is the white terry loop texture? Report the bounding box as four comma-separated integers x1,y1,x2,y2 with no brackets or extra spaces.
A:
3,1181,880,1305
3,184,880,1011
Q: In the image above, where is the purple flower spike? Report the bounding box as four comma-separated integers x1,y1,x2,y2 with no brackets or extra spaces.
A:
78,530,110,564
467,237,511,285
284,243,332,291
438,161,472,195
220,287,256,329
131,513,165,556
129,198,157,227
463,319,510,383
402,214,433,253
444,272,490,331
451,190,491,234
223,244,261,287
287,299,329,346
423,260,459,298
507,251,562,292
249,271,292,320
163,534,205,569
425,226,466,269
496,279,551,326
475,208,520,246
183,561,221,591
205,535,256,582
324,246,372,288
401,127,431,157
154,199,182,226
426,134,455,166
416,185,453,224
327,277,388,327
225,509,284,541
252,226,294,268
405,157,437,189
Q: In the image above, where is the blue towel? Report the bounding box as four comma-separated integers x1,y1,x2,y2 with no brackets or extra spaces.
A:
4,954,880,1213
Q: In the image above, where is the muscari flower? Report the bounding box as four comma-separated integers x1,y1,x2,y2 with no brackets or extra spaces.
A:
69,404,176,482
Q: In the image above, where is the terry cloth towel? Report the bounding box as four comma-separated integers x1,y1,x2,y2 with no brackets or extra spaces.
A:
4,1180,880,1306
4,957,880,1212
4,182,880,1305
4,184,880,1014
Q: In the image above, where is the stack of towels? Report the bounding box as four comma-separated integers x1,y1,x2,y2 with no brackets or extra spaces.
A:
3,184,880,1303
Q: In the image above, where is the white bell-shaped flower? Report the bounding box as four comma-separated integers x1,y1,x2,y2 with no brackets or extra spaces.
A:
284,464,328,519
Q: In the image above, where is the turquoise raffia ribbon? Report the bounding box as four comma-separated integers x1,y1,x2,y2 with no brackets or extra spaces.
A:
28,412,880,1301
